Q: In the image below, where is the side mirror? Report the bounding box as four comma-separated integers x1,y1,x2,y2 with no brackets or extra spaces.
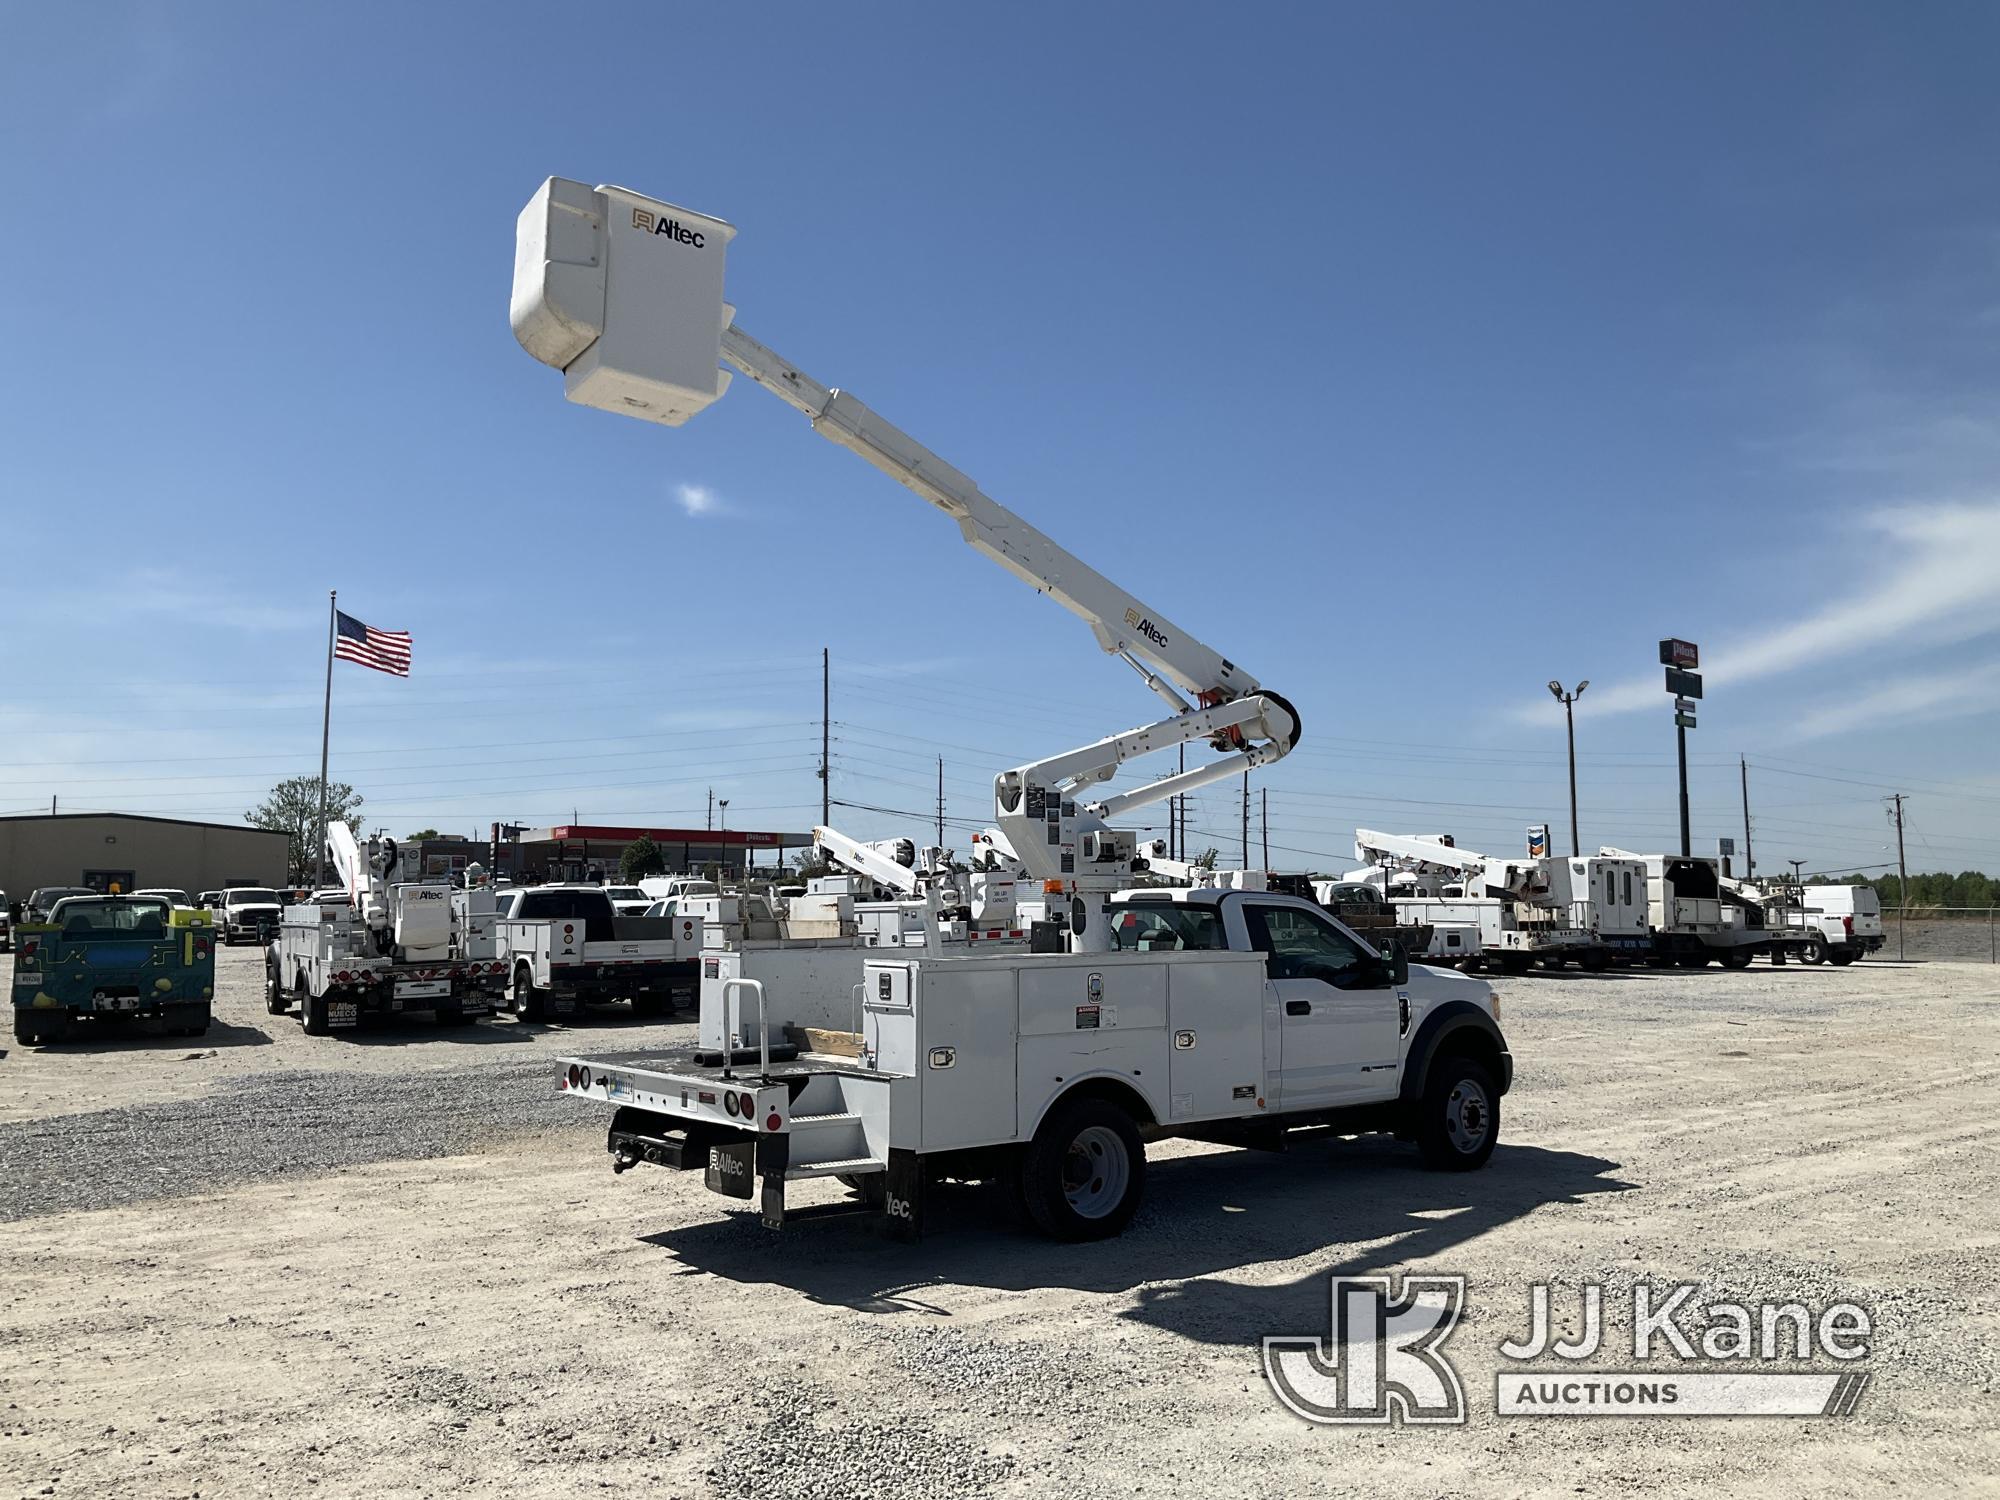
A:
1384,939,1409,987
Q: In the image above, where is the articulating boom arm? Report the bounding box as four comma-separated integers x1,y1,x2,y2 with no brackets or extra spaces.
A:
719,323,1253,718
511,177,1301,947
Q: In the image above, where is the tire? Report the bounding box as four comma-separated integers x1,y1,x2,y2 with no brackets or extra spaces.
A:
1676,954,1711,969
264,955,290,1015
171,1003,211,1037
513,967,546,1022
631,991,670,1018
1798,935,1828,966
1414,1056,1500,1171
302,990,330,1036
12,1009,63,1046
1828,947,1858,967
1719,948,1755,969
1579,948,1613,972
1019,1096,1146,1241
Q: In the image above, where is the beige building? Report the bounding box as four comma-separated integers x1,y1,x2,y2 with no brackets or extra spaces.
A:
0,814,290,901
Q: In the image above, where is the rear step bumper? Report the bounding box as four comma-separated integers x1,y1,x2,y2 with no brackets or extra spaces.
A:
604,1119,915,1240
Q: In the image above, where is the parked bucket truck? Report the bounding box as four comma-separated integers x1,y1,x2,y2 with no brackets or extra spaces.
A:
511,176,1511,1239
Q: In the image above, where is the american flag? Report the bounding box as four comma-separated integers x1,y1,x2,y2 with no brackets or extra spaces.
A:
334,610,412,677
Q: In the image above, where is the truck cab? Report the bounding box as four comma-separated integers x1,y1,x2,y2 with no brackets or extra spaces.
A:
218,887,285,946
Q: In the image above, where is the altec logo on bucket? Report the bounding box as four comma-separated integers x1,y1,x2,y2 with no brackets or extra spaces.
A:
630,207,706,247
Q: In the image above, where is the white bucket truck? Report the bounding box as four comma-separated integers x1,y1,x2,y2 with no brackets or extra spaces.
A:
511,177,1513,1239
267,829,504,1033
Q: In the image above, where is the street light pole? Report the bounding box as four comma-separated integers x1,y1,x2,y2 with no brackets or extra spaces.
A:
1547,680,1589,857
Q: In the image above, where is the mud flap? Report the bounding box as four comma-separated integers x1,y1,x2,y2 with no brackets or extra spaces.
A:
756,1134,790,1230
883,1148,923,1243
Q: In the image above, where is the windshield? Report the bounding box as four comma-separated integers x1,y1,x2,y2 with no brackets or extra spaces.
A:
603,887,645,900
32,887,92,907
139,890,192,905
51,897,172,935
226,889,281,906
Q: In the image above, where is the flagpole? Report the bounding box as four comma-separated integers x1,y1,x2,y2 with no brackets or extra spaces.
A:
312,589,335,892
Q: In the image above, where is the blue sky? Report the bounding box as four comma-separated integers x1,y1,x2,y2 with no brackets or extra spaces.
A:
4,2,1998,880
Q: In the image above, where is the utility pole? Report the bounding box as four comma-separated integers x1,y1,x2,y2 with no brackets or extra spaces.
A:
1676,720,1691,857
1547,681,1588,856
819,648,830,828
1740,756,1753,882
1240,770,1250,869
936,756,945,846
706,787,713,830
1891,793,1908,961
1174,745,1185,862
1261,787,1269,870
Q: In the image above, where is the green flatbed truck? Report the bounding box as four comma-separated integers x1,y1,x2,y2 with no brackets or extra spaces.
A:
11,895,218,1046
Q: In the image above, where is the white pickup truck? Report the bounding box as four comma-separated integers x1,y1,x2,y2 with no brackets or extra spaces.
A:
496,885,703,1022
558,887,1512,1241
1784,884,1885,965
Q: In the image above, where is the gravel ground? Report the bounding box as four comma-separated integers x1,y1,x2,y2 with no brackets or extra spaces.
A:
2,946,1997,1498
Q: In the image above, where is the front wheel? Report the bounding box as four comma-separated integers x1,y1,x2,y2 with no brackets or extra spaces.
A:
1019,1097,1146,1241
1798,935,1828,966
1414,1057,1500,1171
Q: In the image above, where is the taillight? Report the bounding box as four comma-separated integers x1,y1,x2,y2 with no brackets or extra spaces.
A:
765,1112,781,1132
738,1091,754,1119
724,1092,740,1117
1843,915,1854,938
195,940,210,959
562,924,575,940
565,1064,581,1089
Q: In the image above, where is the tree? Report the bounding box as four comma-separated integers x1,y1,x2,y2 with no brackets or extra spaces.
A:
247,776,364,881
1194,847,1220,869
619,836,667,883
406,828,442,842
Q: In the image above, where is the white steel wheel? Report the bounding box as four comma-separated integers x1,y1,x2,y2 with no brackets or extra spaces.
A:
1021,1097,1147,1241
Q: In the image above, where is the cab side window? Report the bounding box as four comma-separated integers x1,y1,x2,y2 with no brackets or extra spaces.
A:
1245,904,1373,986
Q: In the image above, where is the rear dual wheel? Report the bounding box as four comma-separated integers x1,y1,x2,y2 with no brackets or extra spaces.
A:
1719,948,1755,970
513,968,547,1022
1019,1097,1146,1241
12,1010,65,1046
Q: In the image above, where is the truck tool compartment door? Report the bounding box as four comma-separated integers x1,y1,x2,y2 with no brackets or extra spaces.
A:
1243,903,1400,1109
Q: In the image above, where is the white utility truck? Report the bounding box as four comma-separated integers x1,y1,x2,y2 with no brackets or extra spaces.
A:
1351,831,1600,972
267,828,504,1033
511,177,1512,1239
493,885,704,1021
1600,848,1820,968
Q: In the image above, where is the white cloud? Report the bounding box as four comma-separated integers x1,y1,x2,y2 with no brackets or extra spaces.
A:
675,483,727,518
1794,659,2000,739
1546,501,2000,721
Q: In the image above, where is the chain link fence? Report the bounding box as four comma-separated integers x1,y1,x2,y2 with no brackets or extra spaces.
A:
1881,907,1999,963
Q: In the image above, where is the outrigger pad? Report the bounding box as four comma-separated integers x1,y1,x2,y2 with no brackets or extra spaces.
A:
884,1149,923,1243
